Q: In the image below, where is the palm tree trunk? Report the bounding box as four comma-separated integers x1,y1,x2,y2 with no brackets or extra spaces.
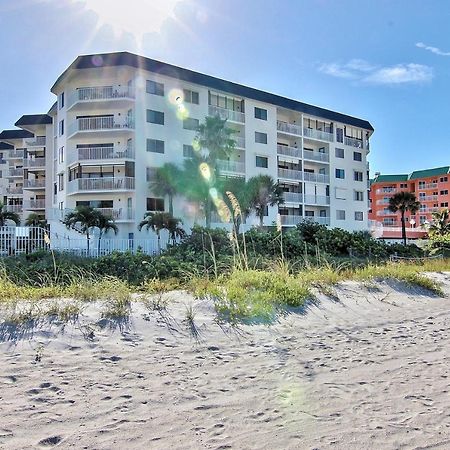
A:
205,199,212,229
157,232,161,254
86,231,90,255
401,211,407,246
98,231,102,255
259,211,264,228
169,196,173,216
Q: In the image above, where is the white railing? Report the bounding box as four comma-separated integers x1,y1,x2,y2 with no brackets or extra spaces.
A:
303,172,330,183
6,187,23,195
278,168,303,180
50,207,135,221
25,136,46,147
377,211,397,216
23,158,46,168
344,136,363,148
23,179,46,189
419,195,438,202
69,85,135,107
8,149,24,158
25,200,46,209
376,199,390,205
418,183,438,190
208,105,245,123
69,116,135,135
68,146,135,164
303,149,330,162
5,205,23,213
277,121,302,135
304,216,331,226
303,195,330,205
277,145,302,158
279,215,331,226
283,192,303,203
303,128,334,142
234,136,245,148
375,188,397,194
68,177,135,193
9,168,23,177
217,160,245,173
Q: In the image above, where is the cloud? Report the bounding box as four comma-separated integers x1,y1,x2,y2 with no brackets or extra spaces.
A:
416,42,450,56
318,59,433,85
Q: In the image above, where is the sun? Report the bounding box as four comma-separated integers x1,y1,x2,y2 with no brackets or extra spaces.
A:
76,0,180,40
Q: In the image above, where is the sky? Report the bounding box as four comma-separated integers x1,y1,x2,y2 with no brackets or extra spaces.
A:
0,0,449,176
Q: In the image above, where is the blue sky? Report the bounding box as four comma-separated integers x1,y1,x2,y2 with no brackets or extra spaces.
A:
0,0,449,175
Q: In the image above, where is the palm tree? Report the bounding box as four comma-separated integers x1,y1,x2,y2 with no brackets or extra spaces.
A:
93,211,118,255
63,206,98,254
138,211,168,253
165,215,186,245
247,175,284,227
0,202,20,227
388,191,421,245
25,213,47,228
149,163,180,215
428,208,450,237
223,176,250,234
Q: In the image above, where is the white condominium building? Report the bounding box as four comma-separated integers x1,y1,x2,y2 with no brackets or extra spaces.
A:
0,52,373,239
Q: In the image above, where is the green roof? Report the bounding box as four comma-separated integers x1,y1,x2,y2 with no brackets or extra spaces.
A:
409,166,450,180
372,174,408,183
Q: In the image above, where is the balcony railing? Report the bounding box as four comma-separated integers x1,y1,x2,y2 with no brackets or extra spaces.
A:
418,183,438,190
377,210,397,216
344,136,364,148
278,168,303,180
49,207,135,222
303,172,330,183
23,158,46,168
280,215,330,226
8,149,24,159
303,195,330,205
277,145,302,158
25,136,46,147
234,136,245,148
375,187,397,194
9,168,23,177
68,146,135,165
217,160,245,173
5,204,23,213
23,179,46,189
376,199,390,205
303,128,334,142
303,149,330,162
25,199,46,209
283,192,303,203
304,216,331,226
6,186,23,195
277,121,302,136
68,116,135,136
69,85,135,108
419,195,438,202
68,177,135,193
208,105,245,123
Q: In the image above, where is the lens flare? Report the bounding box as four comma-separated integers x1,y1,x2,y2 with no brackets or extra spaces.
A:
176,104,190,120
199,163,211,181
169,88,184,105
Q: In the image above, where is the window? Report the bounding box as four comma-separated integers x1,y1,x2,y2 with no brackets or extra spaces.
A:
58,146,64,163
305,211,315,217
440,176,448,183
255,132,267,144
441,202,449,208
146,139,165,154
336,127,343,143
58,173,64,191
354,191,364,201
254,107,267,120
256,156,268,168
440,190,448,195
355,211,364,221
336,210,346,220
183,117,199,130
354,171,363,182
353,151,362,161
335,168,345,179
59,92,64,109
146,197,165,212
183,144,195,158
147,110,164,125
335,148,345,158
420,215,427,225
183,89,199,105
418,181,425,188
59,120,64,136
0,170,2,178
146,80,164,96
400,183,408,188
345,126,363,140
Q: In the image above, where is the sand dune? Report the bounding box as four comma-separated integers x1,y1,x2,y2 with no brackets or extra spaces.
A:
1,273,450,449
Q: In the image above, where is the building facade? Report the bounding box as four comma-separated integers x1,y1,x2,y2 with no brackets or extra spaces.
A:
369,167,450,240
1,52,373,239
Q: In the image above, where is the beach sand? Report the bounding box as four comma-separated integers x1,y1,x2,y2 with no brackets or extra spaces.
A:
1,273,450,449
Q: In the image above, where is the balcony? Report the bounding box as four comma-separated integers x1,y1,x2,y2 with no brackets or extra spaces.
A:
25,199,46,210
283,192,303,203
376,199,390,205
277,121,302,136
375,187,397,194
304,195,330,205
418,183,438,190
278,168,303,181
49,207,135,222
303,172,330,183
303,128,334,142
67,146,135,165
23,158,46,169
5,204,23,213
68,85,135,111
277,145,302,159
303,149,330,163
8,149,24,159
208,105,245,123
25,136,46,148
67,177,135,194
280,215,330,226
68,116,135,139
217,160,245,174
234,136,245,148
23,179,46,190
304,216,330,226
376,210,397,216
344,136,364,148
419,195,438,202
6,186,23,195
8,168,23,178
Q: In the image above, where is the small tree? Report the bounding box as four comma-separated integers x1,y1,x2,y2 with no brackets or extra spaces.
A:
149,163,180,215
388,191,420,245
138,211,167,253
93,211,118,255
63,206,98,254
428,208,450,237
0,202,20,227
25,213,47,228
165,215,186,245
247,175,284,227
